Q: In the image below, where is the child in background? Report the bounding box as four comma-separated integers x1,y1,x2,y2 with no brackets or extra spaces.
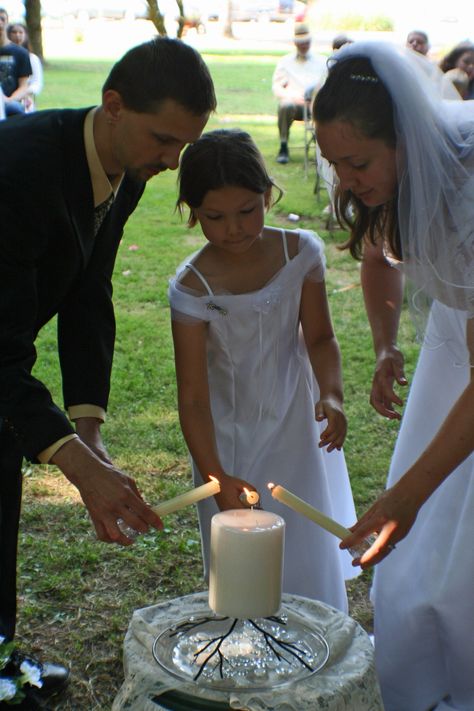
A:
169,129,357,611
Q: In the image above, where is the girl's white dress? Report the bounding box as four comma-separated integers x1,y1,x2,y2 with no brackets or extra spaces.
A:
169,229,358,613
372,301,474,711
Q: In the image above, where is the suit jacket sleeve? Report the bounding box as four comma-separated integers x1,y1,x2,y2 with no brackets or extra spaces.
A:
0,187,75,461
0,109,144,462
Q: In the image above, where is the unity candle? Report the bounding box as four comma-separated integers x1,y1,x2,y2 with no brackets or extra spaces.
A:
268,483,351,540
209,509,285,619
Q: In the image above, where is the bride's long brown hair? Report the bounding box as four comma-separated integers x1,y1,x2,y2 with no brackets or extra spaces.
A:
313,56,401,261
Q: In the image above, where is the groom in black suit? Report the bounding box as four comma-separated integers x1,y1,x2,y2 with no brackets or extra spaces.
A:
0,36,215,704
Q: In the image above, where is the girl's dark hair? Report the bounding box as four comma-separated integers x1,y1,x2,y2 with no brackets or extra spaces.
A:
7,22,30,50
439,42,474,73
177,129,282,226
313,56,400,260
103,37,216,116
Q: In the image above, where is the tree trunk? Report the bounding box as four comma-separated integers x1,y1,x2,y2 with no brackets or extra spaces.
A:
175,0,185,39
145,0,167,35
25,0,44,61
145,1,186,38
223,0,234,39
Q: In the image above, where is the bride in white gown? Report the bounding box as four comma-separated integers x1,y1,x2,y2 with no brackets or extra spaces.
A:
314,42,474,711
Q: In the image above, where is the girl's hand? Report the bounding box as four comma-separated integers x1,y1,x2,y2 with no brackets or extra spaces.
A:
214,473,259,512
316,398,347,452
371,346,408,420
340,481,421,568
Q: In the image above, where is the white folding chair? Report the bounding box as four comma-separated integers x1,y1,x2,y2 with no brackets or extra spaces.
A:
302,99,324,203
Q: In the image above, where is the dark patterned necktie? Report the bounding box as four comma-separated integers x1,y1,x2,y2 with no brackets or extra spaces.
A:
93,193,114,236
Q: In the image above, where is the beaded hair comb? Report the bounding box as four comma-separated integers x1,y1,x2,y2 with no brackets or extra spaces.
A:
349,73,379,83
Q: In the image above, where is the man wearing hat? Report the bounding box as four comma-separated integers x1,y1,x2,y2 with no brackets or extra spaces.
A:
272,23,327,164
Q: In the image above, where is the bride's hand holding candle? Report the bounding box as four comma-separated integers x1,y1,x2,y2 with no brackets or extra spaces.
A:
339,478,423,568
268,482,377,561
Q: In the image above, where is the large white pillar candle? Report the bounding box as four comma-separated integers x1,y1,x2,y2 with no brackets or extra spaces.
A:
209,509,285,619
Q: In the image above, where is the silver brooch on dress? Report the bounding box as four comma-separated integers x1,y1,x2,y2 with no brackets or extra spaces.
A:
206,301,228,316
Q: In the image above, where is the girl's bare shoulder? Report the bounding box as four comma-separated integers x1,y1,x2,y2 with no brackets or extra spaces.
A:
176,248,210,294
262,225,300,260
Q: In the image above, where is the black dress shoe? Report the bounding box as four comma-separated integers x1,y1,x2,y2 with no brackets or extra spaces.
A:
10,651,70,697
0,688,53,710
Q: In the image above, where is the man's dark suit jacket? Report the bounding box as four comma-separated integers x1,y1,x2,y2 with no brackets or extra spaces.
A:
0,108,145,462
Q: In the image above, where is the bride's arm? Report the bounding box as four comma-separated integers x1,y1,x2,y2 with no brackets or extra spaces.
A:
342,317,474,567
361,237,408,419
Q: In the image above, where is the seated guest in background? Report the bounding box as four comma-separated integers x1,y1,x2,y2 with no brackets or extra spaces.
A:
406,30,430,56
406,28,460,99
0,7,31,116
272,23,327,164
440,42,474,99
7,22,43,111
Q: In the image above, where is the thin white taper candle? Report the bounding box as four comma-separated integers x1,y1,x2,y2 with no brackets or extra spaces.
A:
117,476,220,539
268,482,350,539
152,477,220,517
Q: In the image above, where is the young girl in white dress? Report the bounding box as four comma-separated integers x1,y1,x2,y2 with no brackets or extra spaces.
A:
314,42,474,711
168,129,358,612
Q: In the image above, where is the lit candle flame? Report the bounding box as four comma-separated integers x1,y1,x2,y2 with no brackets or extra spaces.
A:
239,487,260,507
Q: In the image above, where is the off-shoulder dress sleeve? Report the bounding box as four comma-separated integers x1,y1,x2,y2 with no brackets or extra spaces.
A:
298,229,326,283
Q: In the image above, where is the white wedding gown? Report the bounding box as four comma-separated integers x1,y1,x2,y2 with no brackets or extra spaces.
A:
372,300,474,711
169,229,358,613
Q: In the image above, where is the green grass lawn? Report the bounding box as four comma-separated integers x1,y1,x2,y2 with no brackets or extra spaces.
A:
18,52,419,709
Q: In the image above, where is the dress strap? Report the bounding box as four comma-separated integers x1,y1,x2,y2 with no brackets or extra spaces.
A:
280,229,290,264
184,263,214,296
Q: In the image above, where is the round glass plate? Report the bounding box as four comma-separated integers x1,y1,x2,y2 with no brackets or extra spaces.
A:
152,606,329,692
